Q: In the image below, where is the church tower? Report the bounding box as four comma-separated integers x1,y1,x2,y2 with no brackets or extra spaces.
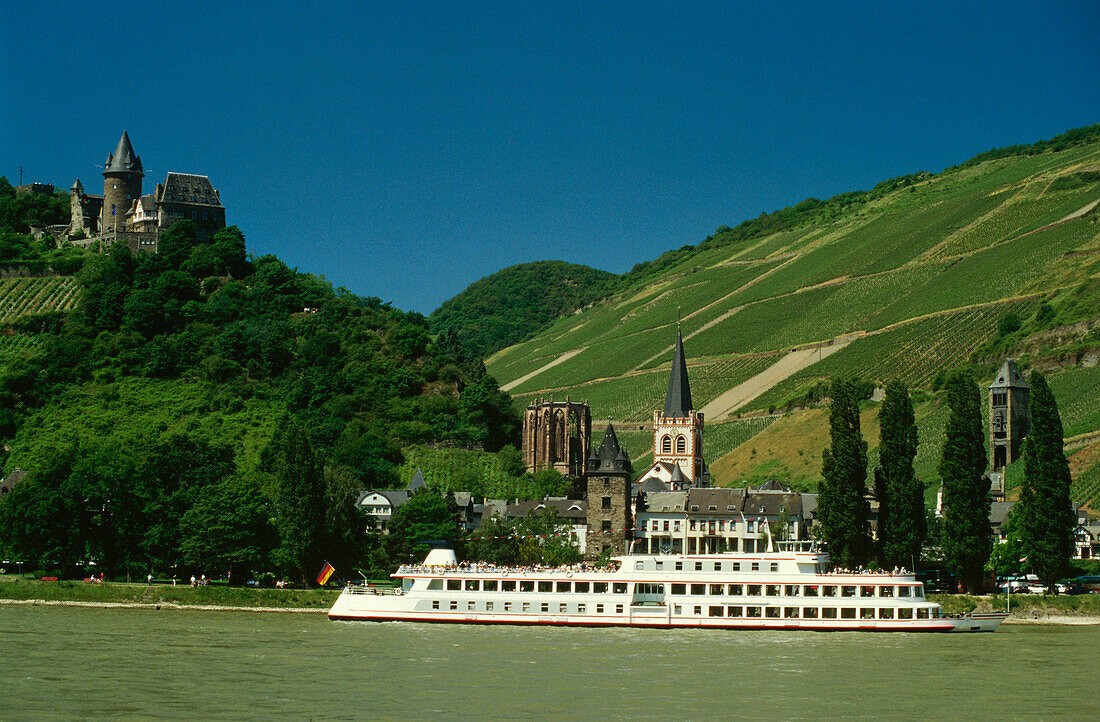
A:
585,422,632,558
652,326,706,486
989,359,1030,497
101,130,144,234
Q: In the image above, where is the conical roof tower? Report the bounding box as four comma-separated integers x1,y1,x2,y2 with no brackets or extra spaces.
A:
663,325,693,418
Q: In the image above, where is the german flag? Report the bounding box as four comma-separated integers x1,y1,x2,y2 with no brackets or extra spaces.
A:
316,561,335,586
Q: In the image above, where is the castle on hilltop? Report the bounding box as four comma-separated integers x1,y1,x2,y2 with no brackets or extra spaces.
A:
67,130,226,253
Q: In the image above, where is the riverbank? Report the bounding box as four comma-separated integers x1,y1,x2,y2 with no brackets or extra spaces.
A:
930,592,1100,624
0,577,341,610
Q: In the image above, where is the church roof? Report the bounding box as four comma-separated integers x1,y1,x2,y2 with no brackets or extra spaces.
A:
408,467,427,492
663,326,694,418
989,359,1029,390
105,130,143,174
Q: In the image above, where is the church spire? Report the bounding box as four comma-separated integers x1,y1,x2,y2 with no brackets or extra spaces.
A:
662,325,693,418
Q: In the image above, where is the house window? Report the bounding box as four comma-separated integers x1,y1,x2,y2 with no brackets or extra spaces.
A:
663,521,670,531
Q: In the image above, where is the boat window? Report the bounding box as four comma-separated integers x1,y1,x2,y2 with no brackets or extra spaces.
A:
655,561,663,570
502,580,516,592
898,608,912,619
593,582,608,593
803,607,819,618
803,585,818,597
674,605,683,615
860,608,875,619
574,581,590,593
747,584,762,596
432,600,440,609
860,586,875,598
822,608,838,619
486,602,494,611
447,579,461,591
914,586,924,599
879,607,894,619
732,563,740,571
751,563,759,571
841,586,856,597
728,584,743,596
932,608,941,619
635,561,644,570
709,606,723,617
880,585,894,597
538,581,552,592
714,562,722,572
766,585,781,596
559,603,567,613
616,604,624,614
695,562,703,571
823,585,838,597
841,608,856,619
785,585,800,596
784,607,799,618
897,586,909,597
727,605,743,617
613,582,628,594
675,562,683,571
468,601,475,610
520,581,534,592
556,581,571,592
504,602,512,611
690,584,706,595
765,607,780,618
483,580,498,592
541,603,549,612
693,606,702,615
671,583,686,595
710,584,724,596
746,606,762,618
450,601,458,610
578,604,586,613
596,604,604,613
465,580,480,591
427,580,443,590
637,583,663,594
917,608,929,619
770,563,779,572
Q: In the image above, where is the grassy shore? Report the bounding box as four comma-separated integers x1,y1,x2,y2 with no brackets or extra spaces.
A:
0,577,342,609
930,592,1100,620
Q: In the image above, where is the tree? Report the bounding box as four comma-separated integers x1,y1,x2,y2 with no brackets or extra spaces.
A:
264,415,326,585
385,489,462,567
875,380,925,569
179,473,277,579
1016,371,1075,591
939,371,991,593
818,378,871,568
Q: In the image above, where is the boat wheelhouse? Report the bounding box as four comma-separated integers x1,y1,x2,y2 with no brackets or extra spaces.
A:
328,543,1006,632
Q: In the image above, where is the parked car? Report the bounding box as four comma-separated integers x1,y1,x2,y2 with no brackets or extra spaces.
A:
1056,580,1086,595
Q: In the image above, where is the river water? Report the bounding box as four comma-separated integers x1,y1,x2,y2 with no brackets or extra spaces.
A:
1,606,1096,720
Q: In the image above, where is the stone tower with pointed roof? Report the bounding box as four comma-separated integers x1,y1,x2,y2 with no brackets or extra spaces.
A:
101,130,144,234
989,358,1030,494
651,326,706,487
585,422,633,558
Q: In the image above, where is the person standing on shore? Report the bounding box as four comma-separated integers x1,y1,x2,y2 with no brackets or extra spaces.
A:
147,573,153,585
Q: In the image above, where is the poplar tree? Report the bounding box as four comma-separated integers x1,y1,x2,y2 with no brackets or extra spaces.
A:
264,414,326,585
939,372,991,593
819,378,871,568
1017,371,1074,592
874,380,925,570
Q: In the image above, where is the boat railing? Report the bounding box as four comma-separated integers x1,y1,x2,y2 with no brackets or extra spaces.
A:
775,540,820,553
395,563,621,576
345,583,403,596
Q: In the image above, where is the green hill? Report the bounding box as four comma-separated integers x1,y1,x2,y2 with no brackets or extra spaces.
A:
485,124,1100,505
430,260,616,358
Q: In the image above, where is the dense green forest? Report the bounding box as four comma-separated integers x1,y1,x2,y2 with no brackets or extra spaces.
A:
0,184,525,581
429,260,616,358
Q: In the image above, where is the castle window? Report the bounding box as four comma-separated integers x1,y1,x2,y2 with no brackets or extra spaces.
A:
676,436,687,454
601,521,611,532
661,436,672,454
602,497,611,510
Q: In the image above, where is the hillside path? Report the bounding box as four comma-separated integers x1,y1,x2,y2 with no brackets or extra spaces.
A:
700,335,859,421
500,348,584,392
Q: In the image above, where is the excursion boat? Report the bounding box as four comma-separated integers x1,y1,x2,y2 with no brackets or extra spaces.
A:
328,542,1007,632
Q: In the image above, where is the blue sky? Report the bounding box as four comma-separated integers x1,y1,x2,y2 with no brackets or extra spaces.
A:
2,1,1097,314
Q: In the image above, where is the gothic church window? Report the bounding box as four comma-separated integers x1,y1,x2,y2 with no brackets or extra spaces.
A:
676,436,686,453
661,436,672,454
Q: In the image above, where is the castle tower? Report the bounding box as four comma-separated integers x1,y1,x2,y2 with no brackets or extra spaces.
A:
585,422,632,558
101,130,144,234
69,179,85,234
652,326,706,485
989,359,1030,495
522,399,591,479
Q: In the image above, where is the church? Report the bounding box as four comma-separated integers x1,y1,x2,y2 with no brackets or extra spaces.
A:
68,130,227,252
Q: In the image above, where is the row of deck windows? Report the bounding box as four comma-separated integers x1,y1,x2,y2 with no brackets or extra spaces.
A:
435,578,921,599
429,599,937,620
634,560,781,572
